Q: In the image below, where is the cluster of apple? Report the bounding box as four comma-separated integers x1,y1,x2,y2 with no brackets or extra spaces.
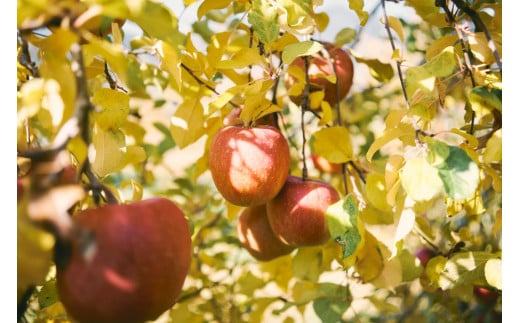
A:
209,43,355,261
208,125,340,261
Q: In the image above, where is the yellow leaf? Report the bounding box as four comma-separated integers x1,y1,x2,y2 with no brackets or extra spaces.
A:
383,16,404,43
120,178,143,202
216,47,265,69
82,34,127,85
485,258,502,290
371,254,402,292
282,40,323,65
17,78,45,126
354,231,384,282
122,145,146,166
92,88,129,130
366,173,392,212
158,41,183,91
197,0,232,20
425,35,459,61
400,157,444,201
310,126,353,163
169,98,205,148
483,129,502,163
91,126,126,177
366,124,415,163
318,100,333,126
450,128,479,148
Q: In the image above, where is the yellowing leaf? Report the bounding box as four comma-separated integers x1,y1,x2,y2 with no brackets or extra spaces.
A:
158,41,183,91
92,88,129,130
450,128,479,148
277,0,316,35
371,254,402,292
282,40,323,65
334,27,357,46
310,126,353,163
292,247,323,282
131,0,179,42
248,0,280,45
318,100,333,126
170,98,205,149
366,123,415,163
350,49,394,83
400,157,444,201
326,195,365,268
425,35,459,61
82,35,127,85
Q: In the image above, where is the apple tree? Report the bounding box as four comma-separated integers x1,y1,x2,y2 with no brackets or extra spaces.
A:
17,0,502,322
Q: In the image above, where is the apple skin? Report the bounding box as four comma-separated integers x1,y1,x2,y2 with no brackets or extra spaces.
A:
311,154,343,174
266,176,340,247
56,198,192,323
285,42,354,108
237,204,295,261
208,125,291,207
415,247,437,267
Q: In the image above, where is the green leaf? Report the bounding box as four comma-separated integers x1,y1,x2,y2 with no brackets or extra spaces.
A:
334,27,357,46
469,86,502,117
313,297,349,323
248,0,280,45
310,126,353,163
38,279,59,308
326,195,365,266
426,140,480,201
282,40,323,65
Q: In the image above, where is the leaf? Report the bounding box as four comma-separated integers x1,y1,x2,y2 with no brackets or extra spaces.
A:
92,88,129,130
131,0,179,42
248,0,280,45
91,126,126,177
405,46,457,95
348,0,368,25
313,297,349,323
350,49,394,82
399,249,423,282
400,157,444,202
438,252,501,290
354,231,384,281
310,126,353,163
326,195,365,267
169,98,205,148
426,139,480,201
216,47,265,69
371,255,402,292
38,279,59,308
485,258,502,290
158,41,183,91
383,16,404,43
197,0,231,20
469,86,502,118
334,27,357,46
277,0,315,35
425,35,459,61
282,40,323,65
366,123,415,163
292,247,322,282
366,173,392,212
483,129,502,163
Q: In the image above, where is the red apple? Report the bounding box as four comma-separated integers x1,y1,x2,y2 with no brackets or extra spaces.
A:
266,176,340,247
473,286,499,307
285,42,354,108
56,198,192,323
311,154,343,174
208,125,291,207
237,204,295,261
415,247,437,267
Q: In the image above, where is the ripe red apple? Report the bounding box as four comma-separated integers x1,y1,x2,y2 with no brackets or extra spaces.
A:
56,198,192,323
266,176,340,247
208,125,291,207
237,204,295,261
310,154,343,174
285,42,354,108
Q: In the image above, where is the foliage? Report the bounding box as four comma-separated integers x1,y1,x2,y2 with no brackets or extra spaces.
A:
17,0,501,322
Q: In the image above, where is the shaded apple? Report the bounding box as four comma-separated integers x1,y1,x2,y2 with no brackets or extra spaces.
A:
208,125,290,207
415,247,437,267
473,286,499,307
285,42,354,108
237,204,295,261
311,154,343,174
266,176,340,247
56,198,192,323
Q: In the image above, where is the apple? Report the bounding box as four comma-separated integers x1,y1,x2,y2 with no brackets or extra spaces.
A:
415,247,437,267
56,198,192,323
237,204,295,261
266,176,340,247
208,125,291,207
285,42,354,108
473,286,499,307
310,154,343,174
